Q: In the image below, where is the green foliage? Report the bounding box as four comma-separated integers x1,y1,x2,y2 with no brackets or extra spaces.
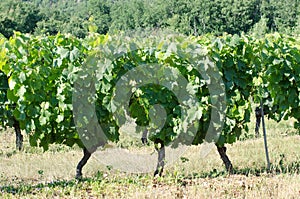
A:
0,33,90,150
260,34,300,124
250,16,269,38
272,0,299,33
0,32,300,151
1,0,300,38
0,0,41,38
294,16,300,36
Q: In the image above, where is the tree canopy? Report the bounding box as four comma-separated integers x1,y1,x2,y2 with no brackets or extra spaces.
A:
0,0,299,37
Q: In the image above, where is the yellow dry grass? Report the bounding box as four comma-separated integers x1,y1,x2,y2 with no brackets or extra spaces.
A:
0,117,300,198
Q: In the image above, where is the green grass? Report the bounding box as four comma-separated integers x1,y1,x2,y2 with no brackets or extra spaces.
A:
1,117,300,198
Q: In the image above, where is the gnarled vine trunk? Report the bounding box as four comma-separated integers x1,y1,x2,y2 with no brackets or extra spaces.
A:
216,145,233,173
13,119,23,151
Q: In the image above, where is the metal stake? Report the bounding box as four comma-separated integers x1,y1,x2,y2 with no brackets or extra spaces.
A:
260,100,270,170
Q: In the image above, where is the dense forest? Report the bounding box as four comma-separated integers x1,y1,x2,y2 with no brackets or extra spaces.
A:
0,0,300,38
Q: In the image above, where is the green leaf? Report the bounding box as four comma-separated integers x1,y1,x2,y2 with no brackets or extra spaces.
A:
56,114,64,123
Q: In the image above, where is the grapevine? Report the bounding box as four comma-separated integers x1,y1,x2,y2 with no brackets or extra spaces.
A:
0,32,299,177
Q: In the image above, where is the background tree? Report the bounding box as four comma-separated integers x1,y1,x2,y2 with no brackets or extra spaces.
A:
0,0,299,37
0,0,41,38
250,15,269,37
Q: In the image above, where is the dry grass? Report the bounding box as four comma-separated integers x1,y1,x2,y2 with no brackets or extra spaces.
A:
0,117,300,198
